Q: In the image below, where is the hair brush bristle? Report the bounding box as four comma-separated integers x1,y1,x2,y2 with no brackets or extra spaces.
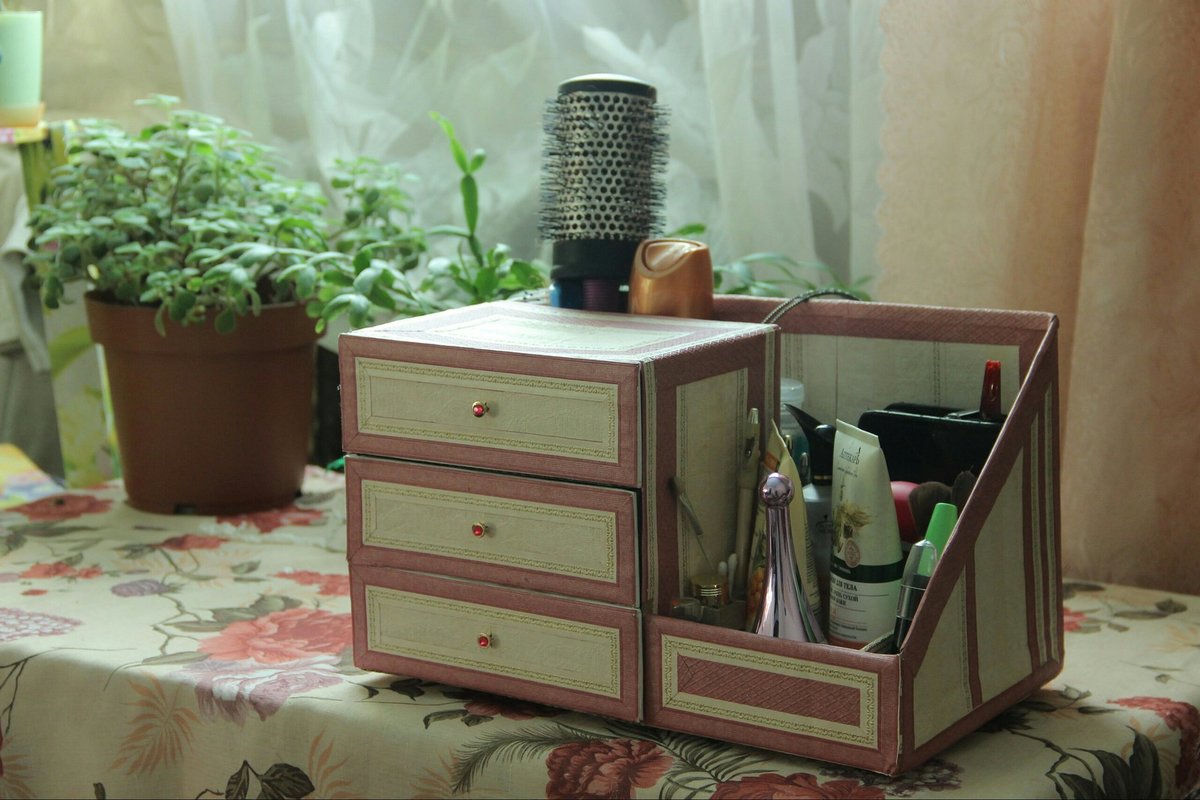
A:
539,88,668,243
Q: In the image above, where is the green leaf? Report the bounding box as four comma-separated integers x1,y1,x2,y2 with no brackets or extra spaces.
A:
1113,610,1167,620
460,174,479,236
215,308,237,334
140,651,210,667
257,763,315,800
1055,772,1104,799
231,560,260,575
423,709,469,729
320,294,354,322
348,294,371,326
1154,598,1186,614
667,222,707,238
294,266,317,298
168,291,196,322
430,112,469,174
225,761,251,800
474,266,498,300
352,249,372,275
427,224,471,238
468,149,486,173
353,265,382,295
1128,730,1162,798
249,594,302,615
237,243,276,265
168,620,229,633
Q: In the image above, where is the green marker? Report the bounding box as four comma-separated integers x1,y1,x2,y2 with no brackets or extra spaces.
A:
892,502,957,650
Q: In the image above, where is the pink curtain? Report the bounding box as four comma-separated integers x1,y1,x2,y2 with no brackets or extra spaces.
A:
877,0,1200,593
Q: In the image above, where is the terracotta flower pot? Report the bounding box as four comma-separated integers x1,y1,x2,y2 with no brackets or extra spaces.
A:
84,292,319,514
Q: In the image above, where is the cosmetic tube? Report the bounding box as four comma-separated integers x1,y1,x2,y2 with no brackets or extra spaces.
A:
752,472,825,643
892,502,957,650
827,420,904,648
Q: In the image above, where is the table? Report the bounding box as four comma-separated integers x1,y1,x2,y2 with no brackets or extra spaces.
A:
0,468,1196,799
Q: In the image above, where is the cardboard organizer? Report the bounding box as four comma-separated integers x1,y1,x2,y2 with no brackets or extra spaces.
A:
339,296,1062,775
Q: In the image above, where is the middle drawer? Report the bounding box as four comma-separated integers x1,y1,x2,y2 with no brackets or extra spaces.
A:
346,455,640,606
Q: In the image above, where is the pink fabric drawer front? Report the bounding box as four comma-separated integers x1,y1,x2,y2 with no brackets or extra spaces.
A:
345,455,639,606
644,614,900,774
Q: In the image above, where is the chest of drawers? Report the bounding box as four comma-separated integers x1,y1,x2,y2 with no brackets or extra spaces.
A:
340,297,1062,776
340,301,776,722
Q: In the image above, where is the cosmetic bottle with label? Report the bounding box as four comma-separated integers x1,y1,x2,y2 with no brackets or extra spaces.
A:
779,379,810,482
801,417,835,627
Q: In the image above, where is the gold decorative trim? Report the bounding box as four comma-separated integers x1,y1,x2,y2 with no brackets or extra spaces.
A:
355,359,620,463
366,586,623,698
360,480,618,583
659,636,878,747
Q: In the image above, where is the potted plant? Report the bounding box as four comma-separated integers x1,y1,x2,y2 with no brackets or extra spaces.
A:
26,96,546,514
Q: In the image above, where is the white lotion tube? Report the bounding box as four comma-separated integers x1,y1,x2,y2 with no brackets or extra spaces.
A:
827,420,904,648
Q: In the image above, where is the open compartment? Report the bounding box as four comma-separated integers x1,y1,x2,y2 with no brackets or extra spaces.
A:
640,297,1064,774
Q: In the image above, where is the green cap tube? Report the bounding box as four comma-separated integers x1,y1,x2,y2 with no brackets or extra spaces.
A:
923,502,958,559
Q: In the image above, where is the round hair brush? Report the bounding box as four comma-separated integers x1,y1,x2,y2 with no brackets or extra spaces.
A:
539,74,669,311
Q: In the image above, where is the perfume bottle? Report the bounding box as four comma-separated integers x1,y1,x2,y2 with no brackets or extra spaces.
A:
752,473,826,643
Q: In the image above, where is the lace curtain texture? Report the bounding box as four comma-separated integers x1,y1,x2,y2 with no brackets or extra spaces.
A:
159,0,886,289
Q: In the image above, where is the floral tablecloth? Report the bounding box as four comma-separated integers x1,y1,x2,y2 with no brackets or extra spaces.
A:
0,467,1196,799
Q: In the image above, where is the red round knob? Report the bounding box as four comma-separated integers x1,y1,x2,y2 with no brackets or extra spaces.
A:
471,523,486,538
471,401,488,418
477,634,491,648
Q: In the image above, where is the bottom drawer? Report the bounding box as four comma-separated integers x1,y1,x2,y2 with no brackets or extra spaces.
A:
351,565,642,721
644,614,900,773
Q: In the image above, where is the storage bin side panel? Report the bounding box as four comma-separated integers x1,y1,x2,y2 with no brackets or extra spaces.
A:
644,615,900,774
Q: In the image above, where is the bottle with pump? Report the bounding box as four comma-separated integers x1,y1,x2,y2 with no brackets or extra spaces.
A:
778,379,811,482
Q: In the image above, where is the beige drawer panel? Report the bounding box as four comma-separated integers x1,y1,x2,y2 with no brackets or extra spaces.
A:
354,358,620,462
346,457,638,606
351,567,641,721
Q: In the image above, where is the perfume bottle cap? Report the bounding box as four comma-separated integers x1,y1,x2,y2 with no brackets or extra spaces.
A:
628,239,714,319
760,472,795,507
924,502,958,557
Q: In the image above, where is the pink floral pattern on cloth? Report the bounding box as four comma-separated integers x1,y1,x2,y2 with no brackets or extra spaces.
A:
545,739,672,800
185,656,345,724
11,493,111,521
273,570,349,596
1112,696,1200,791
0,607,81,642
216,504,325,533
19,561,103,579
0,473,1197,799
198,608,352,665
711,772,886,799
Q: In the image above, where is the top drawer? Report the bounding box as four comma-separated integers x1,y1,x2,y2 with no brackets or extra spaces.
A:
340,339,641,487
339,302,777,489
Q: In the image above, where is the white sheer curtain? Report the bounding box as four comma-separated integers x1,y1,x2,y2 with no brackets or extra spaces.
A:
161,0,885,289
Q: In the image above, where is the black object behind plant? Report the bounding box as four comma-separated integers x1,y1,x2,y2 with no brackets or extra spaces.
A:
539,74,668,311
